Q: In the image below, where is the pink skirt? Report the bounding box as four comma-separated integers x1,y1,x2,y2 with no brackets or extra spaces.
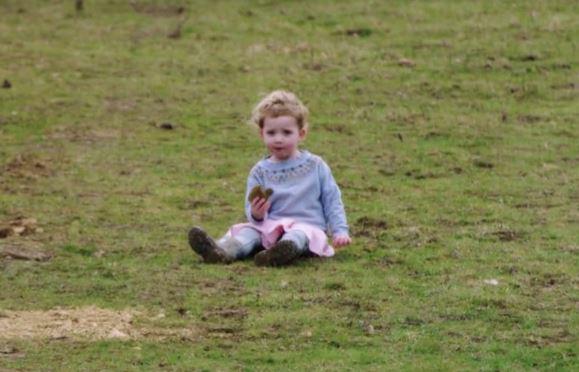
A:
228,218,334,257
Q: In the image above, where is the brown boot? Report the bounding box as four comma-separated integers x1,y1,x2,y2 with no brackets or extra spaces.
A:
188,227,233,264
254,240,301,267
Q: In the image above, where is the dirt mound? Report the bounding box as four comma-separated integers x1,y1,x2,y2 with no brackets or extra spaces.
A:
0,307,140,340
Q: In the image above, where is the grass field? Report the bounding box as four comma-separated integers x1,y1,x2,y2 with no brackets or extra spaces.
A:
1,0,578,370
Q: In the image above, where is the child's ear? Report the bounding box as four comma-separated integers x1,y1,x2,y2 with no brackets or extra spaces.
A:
299,128,307,140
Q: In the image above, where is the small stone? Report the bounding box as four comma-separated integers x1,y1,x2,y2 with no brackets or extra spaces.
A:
483,279,499,286
2,79,11,89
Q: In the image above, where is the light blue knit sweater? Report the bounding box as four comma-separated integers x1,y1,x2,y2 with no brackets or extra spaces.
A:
244,150,349,236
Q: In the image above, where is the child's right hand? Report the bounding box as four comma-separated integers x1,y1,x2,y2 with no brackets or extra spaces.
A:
333,234,352,248
250,197,271,221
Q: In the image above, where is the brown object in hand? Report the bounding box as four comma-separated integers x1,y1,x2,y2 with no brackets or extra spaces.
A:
248,185,273,202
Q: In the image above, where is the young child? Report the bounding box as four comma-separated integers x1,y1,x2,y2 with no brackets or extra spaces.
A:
188,90,351,266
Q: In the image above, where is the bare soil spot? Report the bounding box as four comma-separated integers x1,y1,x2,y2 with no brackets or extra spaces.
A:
524,330,573,347
386,112,428,125
493,228,524,242
378,256,404,267
517,114,543,124
0,343,25,359
405,169,441,179
0,307,139,341
197,277,246,296
472,159,494,169
184,199,210,210
201,308,248,321
551,82,577,90
0,216,42,239
247,42,311,56
354,216,388,238
0,307,197,341
321,123,353,135
303,62,325,71
3,153,53,179
130,3,186,17
343,28,373,37
518,53,540,62
324,282,346,291
104,97,137,113
0,240,52,262
530,273,568,288
423,131,445,139
47,125,120,143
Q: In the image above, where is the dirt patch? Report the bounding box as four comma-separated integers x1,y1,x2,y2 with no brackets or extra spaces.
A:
404,169,441,179
551,82,577,90
0,306,197,341
354,216,388,238
472,159,494,169
201,308,248,321
0,217,42,239
493,228,524,242
3,153,53,179
0,240,52,262
340,28,373,37
47,125,120,143
130,3,186,17
517,114,543,124
104,97,137,113
523,330,574,347
321,124,353,135
0,307,139,341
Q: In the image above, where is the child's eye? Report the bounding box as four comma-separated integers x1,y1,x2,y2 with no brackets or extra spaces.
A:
266,131,275,136
283,130,292,135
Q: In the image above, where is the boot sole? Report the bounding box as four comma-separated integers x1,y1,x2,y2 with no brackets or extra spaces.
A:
188,227,232,264
254,240,301,267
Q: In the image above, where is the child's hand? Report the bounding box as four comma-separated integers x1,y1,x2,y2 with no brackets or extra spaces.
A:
250,197,271,221
333,234,352,248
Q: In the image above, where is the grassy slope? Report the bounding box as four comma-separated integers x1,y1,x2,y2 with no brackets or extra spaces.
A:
0,0,577,370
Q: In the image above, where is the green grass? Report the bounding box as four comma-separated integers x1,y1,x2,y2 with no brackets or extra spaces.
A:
1,0,578,370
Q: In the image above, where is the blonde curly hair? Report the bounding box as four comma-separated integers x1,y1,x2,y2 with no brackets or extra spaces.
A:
251,90,309,130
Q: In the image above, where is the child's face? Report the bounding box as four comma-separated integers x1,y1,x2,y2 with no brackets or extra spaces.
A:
260,115,306,161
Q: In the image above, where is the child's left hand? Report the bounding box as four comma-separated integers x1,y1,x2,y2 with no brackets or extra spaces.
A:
333,234,352,248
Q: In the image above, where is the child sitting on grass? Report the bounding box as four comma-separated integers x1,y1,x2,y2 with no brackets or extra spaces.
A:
188,90,351,266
